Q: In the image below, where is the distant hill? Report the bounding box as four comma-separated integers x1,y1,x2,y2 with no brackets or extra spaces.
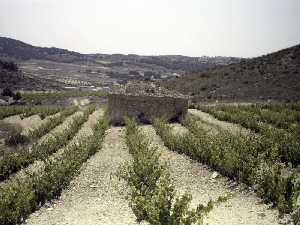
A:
0,37,240,73
89,53,241,73
0,37,85,63
0,58,61,91
160,44,300,102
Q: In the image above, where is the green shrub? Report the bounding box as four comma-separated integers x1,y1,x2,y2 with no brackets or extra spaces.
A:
198,105,300,167
0,105,62,120
5,133,30,146
255,163,299,214
28,106,78,140
0,118,108,225
152,117,299,215
123,118,225,225
0,106,94,181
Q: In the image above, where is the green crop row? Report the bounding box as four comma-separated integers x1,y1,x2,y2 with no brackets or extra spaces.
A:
197,106,300,166
123,118,227,225
0,105,95,181
152,117,299,216
260,102,300,112
28,106,78,140
0,105,63,120
23,90,107,101
200,104,300,132
0,117,108,225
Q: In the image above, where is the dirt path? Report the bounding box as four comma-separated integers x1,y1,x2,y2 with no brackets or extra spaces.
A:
141,125,283,225
188,109,251,136
24,127,139,225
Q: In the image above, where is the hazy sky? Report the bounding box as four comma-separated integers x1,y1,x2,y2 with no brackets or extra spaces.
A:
0,0,300,57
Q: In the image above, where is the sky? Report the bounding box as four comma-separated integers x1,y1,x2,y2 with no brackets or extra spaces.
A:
0,0,300,58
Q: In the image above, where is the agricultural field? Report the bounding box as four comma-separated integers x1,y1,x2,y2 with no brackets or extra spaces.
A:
0,101,300,225
21,90,107,105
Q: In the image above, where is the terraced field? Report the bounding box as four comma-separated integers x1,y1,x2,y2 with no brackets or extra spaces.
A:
0,102,299,225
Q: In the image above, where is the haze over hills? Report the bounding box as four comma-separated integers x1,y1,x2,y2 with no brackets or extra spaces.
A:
1,36,299,102
161,44,300,102
0,37,240,91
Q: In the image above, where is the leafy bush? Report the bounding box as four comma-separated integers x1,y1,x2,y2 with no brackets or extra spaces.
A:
0,105,94,181
5,133,30,146
28,106,78,140
0,117,108,225
152,117,299,215
0,105,62,120
123,118,226,225
198,104,300,167
2,88,14,97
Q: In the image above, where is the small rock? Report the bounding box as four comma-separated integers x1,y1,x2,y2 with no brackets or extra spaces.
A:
211,171,219,179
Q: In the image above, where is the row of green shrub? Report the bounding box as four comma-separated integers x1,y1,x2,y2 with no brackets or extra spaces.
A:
152,117,299,216
242,106,300,131
260,102,300,112
198,106,300,166
123,118,227,225
0,105,95,181
0,105,63,120
0,117,108,225
23,90,107,101
28,106,78,140
200,104,300,132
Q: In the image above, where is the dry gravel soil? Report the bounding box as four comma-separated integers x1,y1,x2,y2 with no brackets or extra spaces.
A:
24,127,139,225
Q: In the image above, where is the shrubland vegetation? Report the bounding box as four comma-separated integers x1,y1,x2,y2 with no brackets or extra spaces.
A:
28,106,78,140
0,59,18,72
123,118,228,225
0,105,62,120
0,105,95,181
0,116,108,225
197,104,300,167
22,90,107,103
152,117,299,216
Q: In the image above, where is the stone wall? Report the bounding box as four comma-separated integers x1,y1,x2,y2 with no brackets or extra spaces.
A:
108,93,188,125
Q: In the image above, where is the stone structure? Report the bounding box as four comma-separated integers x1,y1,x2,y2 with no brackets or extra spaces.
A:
108,82,188,125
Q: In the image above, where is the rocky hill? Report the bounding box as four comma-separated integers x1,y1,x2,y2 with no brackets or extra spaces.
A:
160,44,300,102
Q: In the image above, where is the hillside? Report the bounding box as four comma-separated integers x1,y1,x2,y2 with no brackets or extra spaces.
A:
0,37,240,72
160,44,300,102
0,37,240,90
0,37,84,63
0,59,61,91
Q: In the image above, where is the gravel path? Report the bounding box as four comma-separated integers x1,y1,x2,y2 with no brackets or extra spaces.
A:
188,109,251,136
24,127,139,225
141,125,282,225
